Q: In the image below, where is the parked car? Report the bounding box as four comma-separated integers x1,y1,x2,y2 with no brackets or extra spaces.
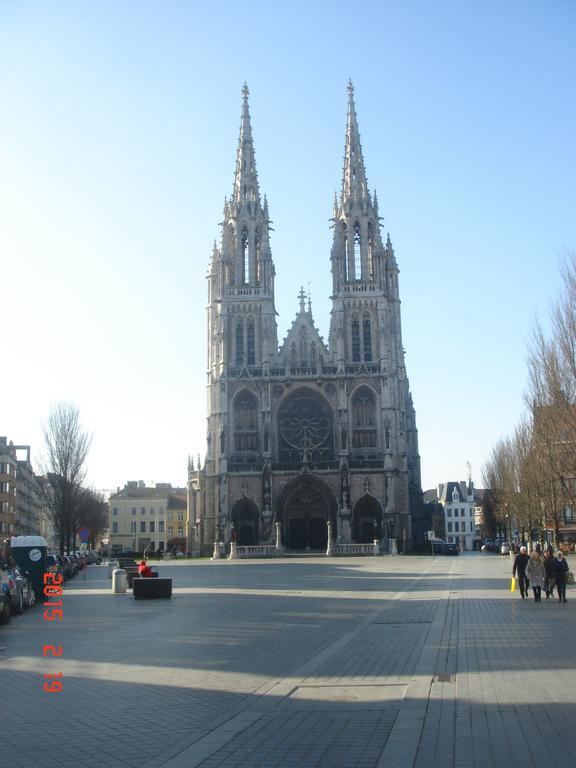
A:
84,550,102,565
6,566,36,614
0,567,11,625
431,539,445,554
46,554,64,580
500,542,510,555
442,543,459,556
67,554,81,575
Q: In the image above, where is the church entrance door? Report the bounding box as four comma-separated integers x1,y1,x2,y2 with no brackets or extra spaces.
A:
352,494,383,543
279,477,336,551
231,499,260,545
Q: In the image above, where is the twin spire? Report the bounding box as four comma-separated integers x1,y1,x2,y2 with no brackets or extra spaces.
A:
232,80,370,210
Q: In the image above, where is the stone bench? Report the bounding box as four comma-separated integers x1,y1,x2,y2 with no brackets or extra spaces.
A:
133,576,172,599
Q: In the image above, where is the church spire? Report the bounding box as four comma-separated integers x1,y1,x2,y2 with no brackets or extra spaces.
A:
232,83,260,205
341,80,369,205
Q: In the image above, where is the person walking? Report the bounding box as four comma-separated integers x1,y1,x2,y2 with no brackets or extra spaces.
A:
525,548,546,602
543,547,556,599
512,546,530,599
552,551,569,603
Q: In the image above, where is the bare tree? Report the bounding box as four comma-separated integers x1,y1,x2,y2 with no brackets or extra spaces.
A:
39,402,91,553
77,488,108,549
527,250,576,539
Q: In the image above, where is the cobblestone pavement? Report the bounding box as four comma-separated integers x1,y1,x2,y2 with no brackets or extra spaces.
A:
1,553,575,768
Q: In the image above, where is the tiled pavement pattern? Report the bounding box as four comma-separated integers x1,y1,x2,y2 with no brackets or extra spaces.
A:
1,554,575,767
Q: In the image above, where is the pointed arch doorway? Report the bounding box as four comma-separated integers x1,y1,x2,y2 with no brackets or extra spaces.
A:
278,476,337,551
352,494,383,543
231,498,260,545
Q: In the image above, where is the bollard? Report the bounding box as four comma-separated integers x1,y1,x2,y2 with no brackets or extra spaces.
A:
112,568,127,594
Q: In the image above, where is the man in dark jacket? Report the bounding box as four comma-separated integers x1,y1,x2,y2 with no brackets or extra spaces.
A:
512,546,530,598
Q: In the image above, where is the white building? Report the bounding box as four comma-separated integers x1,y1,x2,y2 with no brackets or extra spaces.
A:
109,481,187,554
437,480,480,551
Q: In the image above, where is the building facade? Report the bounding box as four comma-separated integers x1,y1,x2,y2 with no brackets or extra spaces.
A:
189,84,422,555
437,480,480,551
109,481,187,554
0,437,43,539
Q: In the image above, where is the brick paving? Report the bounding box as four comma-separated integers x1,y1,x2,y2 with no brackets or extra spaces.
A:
1,553,575,767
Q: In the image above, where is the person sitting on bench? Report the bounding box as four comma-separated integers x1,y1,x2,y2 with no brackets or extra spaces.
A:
138,560,153,578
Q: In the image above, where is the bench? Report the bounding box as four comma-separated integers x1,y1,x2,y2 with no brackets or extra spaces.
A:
132,577,172,599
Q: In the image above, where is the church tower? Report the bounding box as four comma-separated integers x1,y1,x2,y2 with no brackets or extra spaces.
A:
190,84,422,557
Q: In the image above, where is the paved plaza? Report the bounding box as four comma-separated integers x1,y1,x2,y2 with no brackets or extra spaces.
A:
1,552,575,768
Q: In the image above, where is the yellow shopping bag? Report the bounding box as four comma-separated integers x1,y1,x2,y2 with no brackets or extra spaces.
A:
510,576,516,593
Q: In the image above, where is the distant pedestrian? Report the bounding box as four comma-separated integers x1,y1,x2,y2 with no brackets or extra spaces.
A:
512,546,530,599
525,549,546,602
543,547,556,599
552,551,569,604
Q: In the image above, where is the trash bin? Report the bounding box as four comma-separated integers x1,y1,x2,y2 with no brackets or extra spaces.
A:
112,569,127,593
10,536,47,600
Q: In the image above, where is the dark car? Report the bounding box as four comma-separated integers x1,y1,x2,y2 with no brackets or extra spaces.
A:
61,555,74,579
442,543,459,556
431,539,446,554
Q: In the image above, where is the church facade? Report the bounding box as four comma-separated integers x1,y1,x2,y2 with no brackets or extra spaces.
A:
188,84,422,555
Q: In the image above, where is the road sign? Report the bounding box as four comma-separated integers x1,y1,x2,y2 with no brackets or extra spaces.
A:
78,527,90,543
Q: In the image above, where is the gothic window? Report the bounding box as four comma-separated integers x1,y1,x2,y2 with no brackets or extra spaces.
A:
353,223,361,280
367,223,374,281
351,318,360,362
241,229,249,283
351,387,377,450
235,320,244,366
290,343,297,363
234,391,259,453
310,343,316,362
363,314,372,362
247,320,255,366
255,229,261,284
277,391,334,464
342,222,348,282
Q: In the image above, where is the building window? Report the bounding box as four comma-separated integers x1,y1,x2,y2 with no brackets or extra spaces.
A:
247,320,255,366
363,316,372,361
130,521,137,533
447,522,453,532
130,508,136,515
178,527,184,536
177,512,184,522
140,507,145,515
351,386,377,450
112,508,118,516
149,521,155,533
159,507,164,515
351,319,360,362
236,321,244,366
234,390,259,453
454,522,459,532
242,228,249,283
159,520,164,533
367,223,374,281
447,509,452,517
140,521,146,533
112,522,118,533
168,527,173,536
353,223,361,280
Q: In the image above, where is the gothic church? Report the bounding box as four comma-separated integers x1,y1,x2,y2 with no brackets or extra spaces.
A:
189,83,422,555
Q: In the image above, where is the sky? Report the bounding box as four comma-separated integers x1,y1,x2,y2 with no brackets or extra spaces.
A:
1,0,575,495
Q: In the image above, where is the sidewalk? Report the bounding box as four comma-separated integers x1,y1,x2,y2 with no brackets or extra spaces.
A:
1,553,575,768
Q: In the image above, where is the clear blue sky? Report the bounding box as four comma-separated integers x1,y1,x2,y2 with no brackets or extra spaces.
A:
1,0,575,494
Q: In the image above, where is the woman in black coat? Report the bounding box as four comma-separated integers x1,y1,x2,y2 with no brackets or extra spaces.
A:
552,551,569,603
